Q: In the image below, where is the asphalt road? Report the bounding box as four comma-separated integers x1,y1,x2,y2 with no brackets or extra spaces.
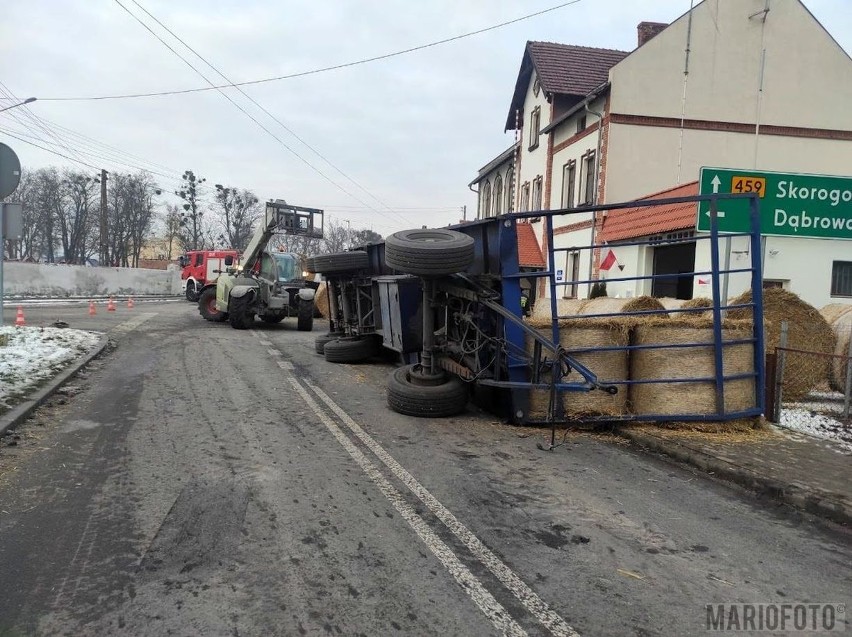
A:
0,301,849,636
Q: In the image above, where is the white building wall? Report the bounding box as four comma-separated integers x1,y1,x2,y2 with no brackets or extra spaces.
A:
516,72,551,212
5,262,183,297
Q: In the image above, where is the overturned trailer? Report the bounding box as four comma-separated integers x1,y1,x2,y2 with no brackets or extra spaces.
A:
307,193,766,426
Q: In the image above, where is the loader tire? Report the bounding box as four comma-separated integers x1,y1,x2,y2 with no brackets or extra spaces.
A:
228,294,255,330
198,288,227,322
384,228,474,276
297,299,315,331
387,364,468,418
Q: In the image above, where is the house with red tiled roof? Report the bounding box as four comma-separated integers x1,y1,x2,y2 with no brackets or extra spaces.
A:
470,0,852,307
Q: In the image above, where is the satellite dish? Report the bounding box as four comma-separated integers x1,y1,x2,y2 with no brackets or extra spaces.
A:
0,142,22,198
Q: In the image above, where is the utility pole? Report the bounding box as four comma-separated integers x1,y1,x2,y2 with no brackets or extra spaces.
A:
462,205,467,221
99,169,108,266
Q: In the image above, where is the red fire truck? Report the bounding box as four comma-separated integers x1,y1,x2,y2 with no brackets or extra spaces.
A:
178,249,240,301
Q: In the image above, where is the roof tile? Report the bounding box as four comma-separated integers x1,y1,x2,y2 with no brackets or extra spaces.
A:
599,182,699,242
527,42,629,97
517,222,546,268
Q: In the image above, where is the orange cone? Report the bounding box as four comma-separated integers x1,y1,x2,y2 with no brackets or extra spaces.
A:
107,296,116,312
15,306,25,327
89,300,97,316
127,296,135,309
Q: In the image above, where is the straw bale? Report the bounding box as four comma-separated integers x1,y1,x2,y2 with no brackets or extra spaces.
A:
829,311,852,391
673,297,714,319
629,321,756,416
727,288,834,400
529,298,585,321
527,320,630,419
658,297,685,310
579,296,668,320
315,282,330,318
820,303,852,325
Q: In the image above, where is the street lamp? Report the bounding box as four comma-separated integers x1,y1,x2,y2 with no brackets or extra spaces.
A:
0,97,37,113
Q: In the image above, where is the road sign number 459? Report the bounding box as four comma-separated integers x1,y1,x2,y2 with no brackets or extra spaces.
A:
731,175,766,198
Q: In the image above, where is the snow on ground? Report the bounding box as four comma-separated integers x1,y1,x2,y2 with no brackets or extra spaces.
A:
0,326,101,413
781,405,852,454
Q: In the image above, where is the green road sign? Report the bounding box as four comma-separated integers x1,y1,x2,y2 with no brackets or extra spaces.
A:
696,167,852,240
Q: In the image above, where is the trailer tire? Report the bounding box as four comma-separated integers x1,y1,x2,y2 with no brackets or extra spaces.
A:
185,280,199,302
387,364,468,417
198,288,228,322
297,300,315,331
307,251,369,275
385,229,474,276
229,293,255,330
324,336,380,363
315,331,345,354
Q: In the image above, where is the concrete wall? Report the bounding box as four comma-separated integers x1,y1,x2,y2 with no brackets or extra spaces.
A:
3,262,183,297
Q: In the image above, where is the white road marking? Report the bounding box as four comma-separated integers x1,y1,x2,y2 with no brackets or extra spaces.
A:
110,312,157,335
277,360,294,371
258,339,272,346
267,348,281,357
285,376,528,637
305,381,580,637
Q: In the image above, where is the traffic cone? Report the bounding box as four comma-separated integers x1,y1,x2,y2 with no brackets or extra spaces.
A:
107,296,116,312
15,306,25,327
127,296,135,309
89,300,97,316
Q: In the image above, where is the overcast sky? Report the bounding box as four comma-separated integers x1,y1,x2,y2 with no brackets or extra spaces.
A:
2,0,850,236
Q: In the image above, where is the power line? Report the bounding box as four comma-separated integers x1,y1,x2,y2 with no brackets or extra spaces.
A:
39,1,584,102
127,0,404,221
110,0,407,225
0,129,100,170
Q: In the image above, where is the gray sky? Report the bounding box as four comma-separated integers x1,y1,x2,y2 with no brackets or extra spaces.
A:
2,0,850,236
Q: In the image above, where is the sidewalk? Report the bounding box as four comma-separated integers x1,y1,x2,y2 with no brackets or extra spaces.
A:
617,424,851,526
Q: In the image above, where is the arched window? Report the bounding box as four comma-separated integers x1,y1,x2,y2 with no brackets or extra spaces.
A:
481,181,492,218
505,168,514,213
494,174,503,216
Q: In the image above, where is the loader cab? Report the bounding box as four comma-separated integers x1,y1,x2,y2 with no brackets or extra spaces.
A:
258,251,299,284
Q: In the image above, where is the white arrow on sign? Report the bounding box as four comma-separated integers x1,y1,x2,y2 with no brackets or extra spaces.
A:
711,174,722,193
705,209,727,218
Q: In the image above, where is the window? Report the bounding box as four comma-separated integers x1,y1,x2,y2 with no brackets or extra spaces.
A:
831,261,852,296
528,106,541,150
194,253,204,266
520,182,531,212
531,176,543,211
576,115,587,134
763,280,786,290
561,161,576,208
481,181,492,218
505,168,514,213
583,151,596,205
493,174,503,216
563,251,581,298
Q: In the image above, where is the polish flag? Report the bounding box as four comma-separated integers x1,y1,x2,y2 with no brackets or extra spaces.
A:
600,249,618,271
698,278,709,285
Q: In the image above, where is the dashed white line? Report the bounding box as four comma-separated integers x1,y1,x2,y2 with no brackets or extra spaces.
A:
110,312,157,335
305,380,580,637
267,348,281,357
277,360,294,371
285,375,528,637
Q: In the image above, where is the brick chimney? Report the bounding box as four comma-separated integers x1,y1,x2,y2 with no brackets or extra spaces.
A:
637,21,668,47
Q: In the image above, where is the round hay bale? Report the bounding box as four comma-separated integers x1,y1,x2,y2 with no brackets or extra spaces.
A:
529,298,585,321
829,312,852,392
820,303,852,325
526,320,630,419
314,282,330,319
675,297,714,318
727,288,834,401
630,319,756,416
579,296,668,320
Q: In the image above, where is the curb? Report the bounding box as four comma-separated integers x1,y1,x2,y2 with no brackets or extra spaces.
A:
0,334,111,437
616,428,851,527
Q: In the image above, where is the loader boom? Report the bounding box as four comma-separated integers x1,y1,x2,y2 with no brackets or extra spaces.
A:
240,200,324,272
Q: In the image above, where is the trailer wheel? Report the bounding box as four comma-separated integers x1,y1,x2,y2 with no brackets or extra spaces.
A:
297,300,315,331
185,280,199,302
198,288,227,322
324,336,380,363
387,364,468,417
307,251,369,275
228,294,255,330
315,331,345,354
385,229,474,276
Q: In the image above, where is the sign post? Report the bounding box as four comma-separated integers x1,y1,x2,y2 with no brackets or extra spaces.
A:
697,167,852,240
0,142,23,327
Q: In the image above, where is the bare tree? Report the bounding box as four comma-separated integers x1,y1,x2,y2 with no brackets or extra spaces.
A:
175,170,206,251
57,169,98,264
163,204,183,260
213,184,262,251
